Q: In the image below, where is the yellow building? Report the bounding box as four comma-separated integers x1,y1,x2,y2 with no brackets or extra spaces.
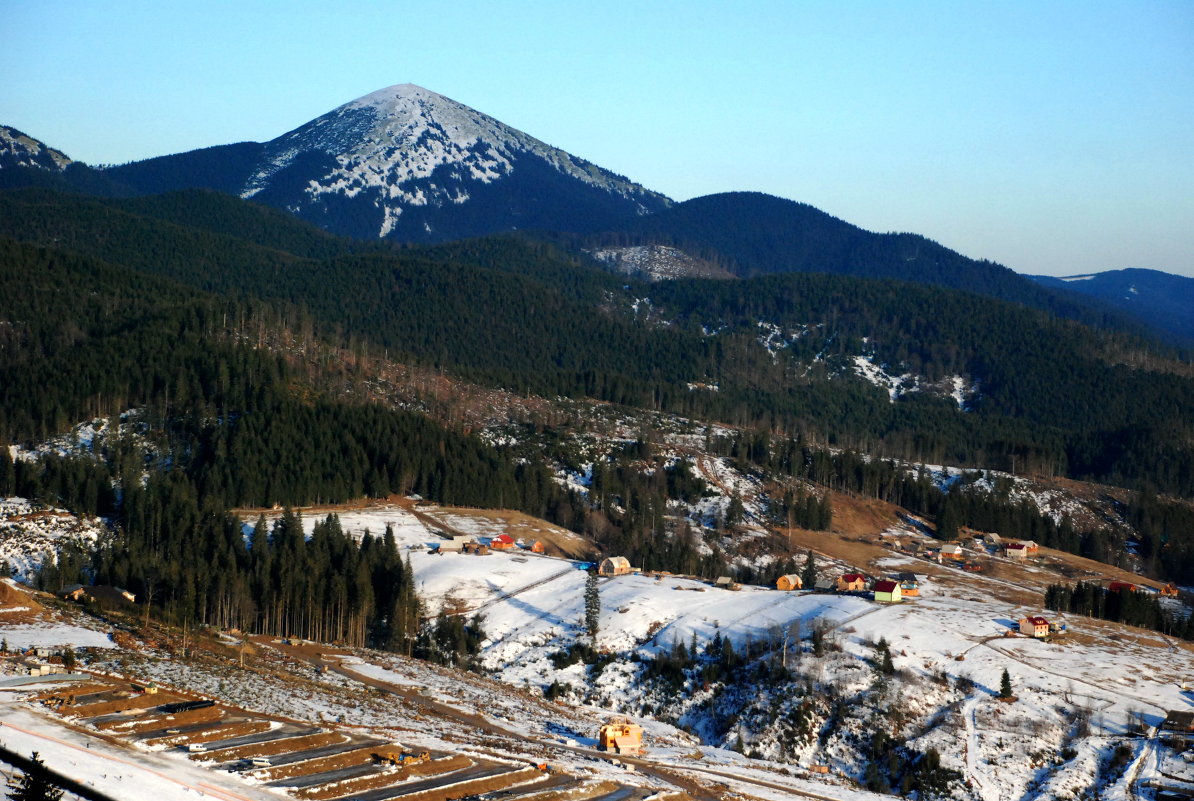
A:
598,556,632,577
776,574,802,591
598,717,643,754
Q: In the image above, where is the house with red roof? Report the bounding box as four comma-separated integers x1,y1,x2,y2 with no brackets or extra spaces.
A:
1018,615,1050,638
873,580,902,603
488,533,516,550
837,573,867,592
1002,543,1028,560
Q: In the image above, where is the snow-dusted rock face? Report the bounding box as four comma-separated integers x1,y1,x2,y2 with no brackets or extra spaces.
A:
237,83,669,241
0,125,72,171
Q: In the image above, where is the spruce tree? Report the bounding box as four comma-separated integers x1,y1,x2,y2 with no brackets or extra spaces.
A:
801,549,817,588
1000,668,1013,699
584,571,601,639
11,752,63,801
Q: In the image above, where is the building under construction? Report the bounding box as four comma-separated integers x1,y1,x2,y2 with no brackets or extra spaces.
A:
598,717,643,755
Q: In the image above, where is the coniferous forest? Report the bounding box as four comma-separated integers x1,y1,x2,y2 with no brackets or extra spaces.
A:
2,181,1194,653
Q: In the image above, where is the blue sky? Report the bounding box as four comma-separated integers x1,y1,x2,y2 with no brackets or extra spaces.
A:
2,1,1192,277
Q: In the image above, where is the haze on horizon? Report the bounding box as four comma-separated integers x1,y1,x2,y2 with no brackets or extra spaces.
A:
2,0,1191,279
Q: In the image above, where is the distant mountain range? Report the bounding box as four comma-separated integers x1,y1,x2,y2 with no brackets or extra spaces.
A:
1030,269,1194,344
1,88,1189,345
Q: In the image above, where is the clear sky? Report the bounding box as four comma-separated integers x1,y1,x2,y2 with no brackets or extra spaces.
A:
2,1,1192,277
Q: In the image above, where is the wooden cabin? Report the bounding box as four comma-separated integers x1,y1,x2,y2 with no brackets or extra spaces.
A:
837,573,867,592
1161,582,1179,597
776,574,803,591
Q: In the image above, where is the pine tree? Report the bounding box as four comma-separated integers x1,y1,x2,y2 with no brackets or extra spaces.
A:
584,571,601,639
801,549,817,588
11,752,64,801
1000,668,1013,699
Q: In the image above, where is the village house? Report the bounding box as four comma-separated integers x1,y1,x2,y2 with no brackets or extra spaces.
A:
836,573,867,592
1161,582,1179,597
1161,710,1194,734
1002,543,1028,560
58,585,136,608
776,574,802,591
1018,615,1050,638
598,717,644,755
598,556,632,577
1018,540,1040,555
1108,581,1137,593
58,585,88,602
814,577,836,592
983,532,1002,546
898,572,920,597
872,580,902,603
528,540,546,554
942,544,965,561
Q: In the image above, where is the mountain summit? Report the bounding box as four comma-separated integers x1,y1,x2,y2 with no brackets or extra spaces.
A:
104,84,670,241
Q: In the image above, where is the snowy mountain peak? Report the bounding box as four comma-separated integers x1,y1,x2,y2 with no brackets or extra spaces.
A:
236,84,669,240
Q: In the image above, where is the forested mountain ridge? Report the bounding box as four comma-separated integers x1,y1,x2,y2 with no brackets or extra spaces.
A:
2,185,1192,498
1031,268,1194,345
573,192,1170,341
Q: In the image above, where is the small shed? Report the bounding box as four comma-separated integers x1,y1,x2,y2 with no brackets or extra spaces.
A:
776,574,803,591
899,579,920,597
1019,615,1050,638
715,576,741,591
598,716,644,754
873,580,902,603
837,573,867,592
599,557,632,577
984,532,1003,546
529,540,546,554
